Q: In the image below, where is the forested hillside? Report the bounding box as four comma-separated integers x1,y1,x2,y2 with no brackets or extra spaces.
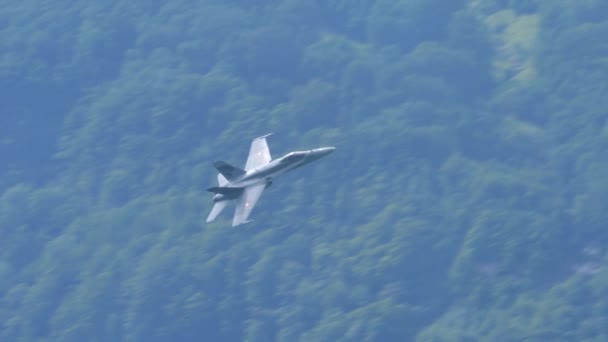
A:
1,0,608,341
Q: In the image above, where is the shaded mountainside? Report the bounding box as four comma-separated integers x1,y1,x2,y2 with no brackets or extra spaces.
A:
1,0,608,341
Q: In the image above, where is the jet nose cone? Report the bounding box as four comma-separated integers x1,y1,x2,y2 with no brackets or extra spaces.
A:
317,147,336,157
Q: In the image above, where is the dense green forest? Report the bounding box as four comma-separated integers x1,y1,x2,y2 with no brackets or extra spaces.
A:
1,0,608,340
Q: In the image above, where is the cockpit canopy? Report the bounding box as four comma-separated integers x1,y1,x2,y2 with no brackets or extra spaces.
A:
281,151,306,163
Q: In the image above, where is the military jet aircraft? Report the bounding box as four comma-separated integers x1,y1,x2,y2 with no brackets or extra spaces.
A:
205,134,335,226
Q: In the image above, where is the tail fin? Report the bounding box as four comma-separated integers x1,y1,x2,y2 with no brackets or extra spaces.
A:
213,161,245,181
206,201,229,223
218,174,228,186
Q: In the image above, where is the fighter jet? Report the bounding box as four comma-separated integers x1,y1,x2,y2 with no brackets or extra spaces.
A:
205,134,335,226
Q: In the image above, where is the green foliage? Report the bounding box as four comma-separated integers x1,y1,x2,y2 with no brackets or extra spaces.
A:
1,1,607,341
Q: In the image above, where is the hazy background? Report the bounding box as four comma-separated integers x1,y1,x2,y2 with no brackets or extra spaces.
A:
1,0,607,341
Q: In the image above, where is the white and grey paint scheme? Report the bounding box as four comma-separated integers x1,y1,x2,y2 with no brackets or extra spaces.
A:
206,134,335,226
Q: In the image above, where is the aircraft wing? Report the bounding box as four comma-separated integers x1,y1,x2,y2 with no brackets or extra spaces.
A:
232,183,266,226
245,134,272,170
206,201,229,223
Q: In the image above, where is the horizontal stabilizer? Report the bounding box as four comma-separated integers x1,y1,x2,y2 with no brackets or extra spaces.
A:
213,161,245,181
206,186,243,196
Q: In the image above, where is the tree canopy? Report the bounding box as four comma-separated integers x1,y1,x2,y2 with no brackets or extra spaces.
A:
1,0,608,341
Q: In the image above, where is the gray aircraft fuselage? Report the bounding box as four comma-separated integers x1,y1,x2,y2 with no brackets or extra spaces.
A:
212,147,335,202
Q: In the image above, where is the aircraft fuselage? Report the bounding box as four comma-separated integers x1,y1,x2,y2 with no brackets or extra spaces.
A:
224,147,335,189
206,133,335,226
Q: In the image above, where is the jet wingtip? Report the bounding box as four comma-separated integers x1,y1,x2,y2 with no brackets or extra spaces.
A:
206,214,217,224
253,133,273,140
232,220,254,227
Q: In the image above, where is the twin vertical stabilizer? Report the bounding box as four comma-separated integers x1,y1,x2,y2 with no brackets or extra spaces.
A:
213,161,245,181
